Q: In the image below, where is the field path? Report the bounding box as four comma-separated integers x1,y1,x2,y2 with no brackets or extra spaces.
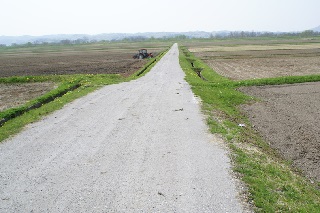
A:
0,44,246,212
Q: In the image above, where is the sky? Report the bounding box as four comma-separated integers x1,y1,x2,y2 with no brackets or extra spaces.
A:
0,0,319,36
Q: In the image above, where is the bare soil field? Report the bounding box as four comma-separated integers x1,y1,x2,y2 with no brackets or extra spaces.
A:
0,43,166,77
184,39,320,182
0,82,56,111
0,52,146,77
240,82,320,181
187,41,320,80
184,38,320,48
0,42,168,112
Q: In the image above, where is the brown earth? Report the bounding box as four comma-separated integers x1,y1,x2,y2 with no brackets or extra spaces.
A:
239,82,320,181
0,82,57,111
0,44,167,113
0,42,168,77
0,51,148,77
184,38,320,48
194,48,320,80
184,39,320,80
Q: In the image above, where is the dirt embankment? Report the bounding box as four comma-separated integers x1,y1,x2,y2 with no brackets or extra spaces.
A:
0,82,57,111
240,82,320,181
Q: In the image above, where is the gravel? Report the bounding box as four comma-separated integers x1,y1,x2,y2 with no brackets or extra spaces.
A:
0,44,246,212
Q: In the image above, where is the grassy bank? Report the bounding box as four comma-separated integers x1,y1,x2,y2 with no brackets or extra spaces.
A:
179,46,320,212
0,74,123,142
0,47,168,142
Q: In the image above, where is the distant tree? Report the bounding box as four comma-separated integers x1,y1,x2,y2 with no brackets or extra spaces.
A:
250,31,257,37
60,39,72,45
175,35,187,40
74,39,81,44
33,40,42,45
123,36,147,42
0,44,6,47
300,30,315,37
82,37,89,43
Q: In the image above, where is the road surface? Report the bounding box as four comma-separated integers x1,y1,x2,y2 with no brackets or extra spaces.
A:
0,44,246,212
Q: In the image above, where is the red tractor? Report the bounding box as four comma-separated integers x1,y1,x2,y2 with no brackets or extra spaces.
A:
133,49,153,59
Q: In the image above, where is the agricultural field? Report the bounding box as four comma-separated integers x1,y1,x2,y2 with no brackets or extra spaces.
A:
0,82,57,111
0,41,169,115
180,39,320,211
188,39,320,80
0,42,167,77
183,38,320,181
240,82,320,181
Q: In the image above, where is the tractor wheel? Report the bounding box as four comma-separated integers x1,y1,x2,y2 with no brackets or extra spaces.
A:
139,54,143,59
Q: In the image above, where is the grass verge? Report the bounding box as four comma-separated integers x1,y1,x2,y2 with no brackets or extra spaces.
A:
179,46,320,212
0,48,168,142
133,49,169,77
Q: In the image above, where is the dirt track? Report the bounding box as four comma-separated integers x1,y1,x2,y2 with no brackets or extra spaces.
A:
0,44,247,212
240,82,320,181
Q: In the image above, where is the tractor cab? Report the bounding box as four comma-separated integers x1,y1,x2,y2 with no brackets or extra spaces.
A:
139,49,147,54
133,49,153,59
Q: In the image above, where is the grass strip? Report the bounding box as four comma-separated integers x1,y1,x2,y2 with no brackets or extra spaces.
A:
132,49,169,78
0,48,169,142
136,50,168,76
236,75,320,87
0,75,122,142
179,45,320,212
0,80,81,126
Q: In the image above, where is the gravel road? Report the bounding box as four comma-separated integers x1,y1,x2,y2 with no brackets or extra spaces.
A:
0,44,246,212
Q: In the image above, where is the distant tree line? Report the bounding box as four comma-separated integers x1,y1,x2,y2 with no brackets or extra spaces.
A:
4,37,95,47
221,30,320,39
1,30,319,47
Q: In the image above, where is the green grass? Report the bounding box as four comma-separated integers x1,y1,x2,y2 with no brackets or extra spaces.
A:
0,47,168,142
235,75,320,87
179,46,320,212
0,74,122,142
134,50,168,77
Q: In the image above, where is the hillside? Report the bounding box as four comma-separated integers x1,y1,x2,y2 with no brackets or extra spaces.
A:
311,25,320,32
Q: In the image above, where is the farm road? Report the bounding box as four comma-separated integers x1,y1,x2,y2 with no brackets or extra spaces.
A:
0,44,245,212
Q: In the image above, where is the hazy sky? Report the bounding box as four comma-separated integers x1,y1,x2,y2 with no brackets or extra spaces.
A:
1,0,319,36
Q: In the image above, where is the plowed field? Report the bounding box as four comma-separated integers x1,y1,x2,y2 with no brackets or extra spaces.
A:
184,39,320,181
240,82,320,181
190,42,320,80
0,43,166,77
0,82,56,111
0,42,167,112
